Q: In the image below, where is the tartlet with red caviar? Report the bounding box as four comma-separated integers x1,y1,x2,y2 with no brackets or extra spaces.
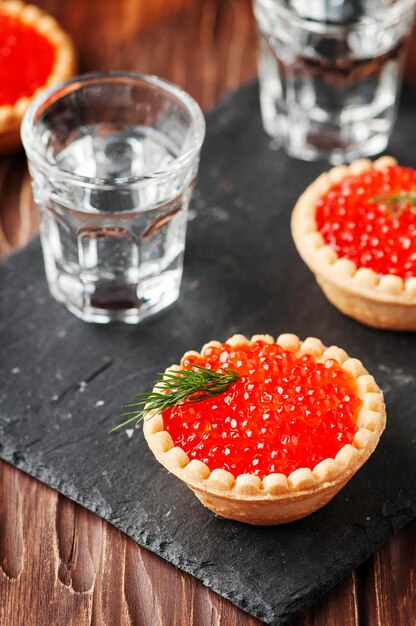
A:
0,1,76,152
140,334,385,525
291,156,416,331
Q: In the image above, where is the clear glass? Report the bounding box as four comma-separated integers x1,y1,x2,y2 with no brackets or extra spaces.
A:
21,72,205,324
254,0,416,163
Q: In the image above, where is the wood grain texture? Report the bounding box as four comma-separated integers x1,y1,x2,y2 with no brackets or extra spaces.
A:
404,22,416,85
0,1,415,625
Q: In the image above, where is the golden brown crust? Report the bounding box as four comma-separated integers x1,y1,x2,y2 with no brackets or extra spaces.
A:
0,1,77,152
291,156,416,330
143,334,386,525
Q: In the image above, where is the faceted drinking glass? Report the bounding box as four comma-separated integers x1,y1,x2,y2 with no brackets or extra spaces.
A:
254,0,416,163
21,72,205,323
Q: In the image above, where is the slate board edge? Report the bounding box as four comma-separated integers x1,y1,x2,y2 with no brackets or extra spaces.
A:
2,436,416,626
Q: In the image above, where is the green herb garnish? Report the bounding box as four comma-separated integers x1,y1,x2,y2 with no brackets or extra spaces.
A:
370,189,416,218
110,364,240,432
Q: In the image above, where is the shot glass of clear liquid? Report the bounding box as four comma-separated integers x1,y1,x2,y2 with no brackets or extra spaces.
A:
254,0,416,164
21,72,205,324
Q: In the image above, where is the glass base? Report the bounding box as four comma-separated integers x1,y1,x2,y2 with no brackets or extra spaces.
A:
48,272,181,324
286,136,389,166
261,111,390,165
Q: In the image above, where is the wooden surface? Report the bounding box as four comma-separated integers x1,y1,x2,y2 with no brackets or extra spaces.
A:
0,1,415,624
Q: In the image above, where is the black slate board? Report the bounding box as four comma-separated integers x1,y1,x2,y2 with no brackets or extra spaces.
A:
1,82,416,626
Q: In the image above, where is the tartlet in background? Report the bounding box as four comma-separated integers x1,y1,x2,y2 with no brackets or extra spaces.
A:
0,1,76,153
291,157,416,330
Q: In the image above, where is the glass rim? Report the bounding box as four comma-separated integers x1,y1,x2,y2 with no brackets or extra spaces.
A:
21,71,206,189
254,0,416,32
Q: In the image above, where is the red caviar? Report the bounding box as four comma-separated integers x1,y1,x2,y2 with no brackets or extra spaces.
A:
316,165,416,280
0,13,55,106
163,341,361,479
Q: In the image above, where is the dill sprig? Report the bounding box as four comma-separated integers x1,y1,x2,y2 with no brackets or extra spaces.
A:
110,364,240,432
370,189,416,218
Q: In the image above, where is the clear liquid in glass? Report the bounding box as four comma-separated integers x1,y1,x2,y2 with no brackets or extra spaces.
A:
35,127,192,323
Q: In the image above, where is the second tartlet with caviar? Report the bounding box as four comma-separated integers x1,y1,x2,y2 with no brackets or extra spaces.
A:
139,334,385,525
291,156,416,330
0,1,76,152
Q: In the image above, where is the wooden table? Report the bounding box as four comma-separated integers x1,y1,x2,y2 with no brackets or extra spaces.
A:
0,2,415,624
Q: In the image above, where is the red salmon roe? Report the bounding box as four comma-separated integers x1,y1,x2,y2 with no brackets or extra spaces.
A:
316,165,416,280
163,341,361,479
0,13,56,106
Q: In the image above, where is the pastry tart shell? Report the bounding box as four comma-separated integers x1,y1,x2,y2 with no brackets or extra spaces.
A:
291,156,416,331
0,1,77,153
143,334,386,525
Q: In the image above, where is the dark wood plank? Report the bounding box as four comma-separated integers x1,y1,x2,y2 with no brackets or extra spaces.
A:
0,1,415,625
360,518,416,626
293,573,360,626
405,22,416,84
0,461,263,625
